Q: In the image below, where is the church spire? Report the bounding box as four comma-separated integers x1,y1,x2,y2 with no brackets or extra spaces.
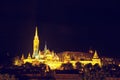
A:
93,50,99,59
33,27,40,58
35,27,38,37
27,53,31,59
21,54,24,60
44,41,47,51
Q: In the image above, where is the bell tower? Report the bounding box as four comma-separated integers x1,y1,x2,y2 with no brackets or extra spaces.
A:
32,27,40,58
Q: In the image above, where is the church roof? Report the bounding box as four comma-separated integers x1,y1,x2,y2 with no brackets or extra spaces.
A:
58,51,94,59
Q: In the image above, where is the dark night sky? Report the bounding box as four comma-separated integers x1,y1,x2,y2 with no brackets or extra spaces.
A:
0,0,120,63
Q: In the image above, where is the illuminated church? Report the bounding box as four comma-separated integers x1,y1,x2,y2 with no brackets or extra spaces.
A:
20,27,59,64
14,27,101,69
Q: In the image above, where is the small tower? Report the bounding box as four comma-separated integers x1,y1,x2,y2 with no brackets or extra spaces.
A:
21,54,25,64
93,50,99,59
92,50,101,66
27,53,31,59
44,42,48,56
44,41,47,51
21,54,24,60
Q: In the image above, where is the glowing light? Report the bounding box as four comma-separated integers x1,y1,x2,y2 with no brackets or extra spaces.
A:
14,27,102,69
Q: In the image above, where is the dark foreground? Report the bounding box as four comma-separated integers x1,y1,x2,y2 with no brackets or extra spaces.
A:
0,63,120,80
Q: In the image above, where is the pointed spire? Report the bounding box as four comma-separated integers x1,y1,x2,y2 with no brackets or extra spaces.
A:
35,26,38,37
52,50,54,56
93,50,99,59
21,54,24,60
44,41,47,51
27,53,31,59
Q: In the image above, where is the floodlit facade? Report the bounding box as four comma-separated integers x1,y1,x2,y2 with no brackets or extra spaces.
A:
14,27,101,69
58,50,101,67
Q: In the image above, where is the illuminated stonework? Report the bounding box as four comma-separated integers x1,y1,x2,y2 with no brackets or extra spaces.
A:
58,50,101,67
14,27,102,69
32,27,39,58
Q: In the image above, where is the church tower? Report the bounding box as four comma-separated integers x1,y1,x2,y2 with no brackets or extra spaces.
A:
92,50,101,66
32,27,40,58
93,50,99,59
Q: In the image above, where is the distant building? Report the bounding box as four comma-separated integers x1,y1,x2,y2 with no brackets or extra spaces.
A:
101,57,120,66
14,27,102,69
101,57,115,66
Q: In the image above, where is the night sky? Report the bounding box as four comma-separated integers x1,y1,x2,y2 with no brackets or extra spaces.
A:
0,0,120,63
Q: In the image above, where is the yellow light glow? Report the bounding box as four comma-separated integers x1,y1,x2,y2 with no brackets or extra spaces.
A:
14,27,102,69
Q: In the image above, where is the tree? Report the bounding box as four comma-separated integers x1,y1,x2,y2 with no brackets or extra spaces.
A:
93,63,101,71
84,63,92,71
75,61,82,70
60,62,74,70
66,62,74,70
24,62,32,68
